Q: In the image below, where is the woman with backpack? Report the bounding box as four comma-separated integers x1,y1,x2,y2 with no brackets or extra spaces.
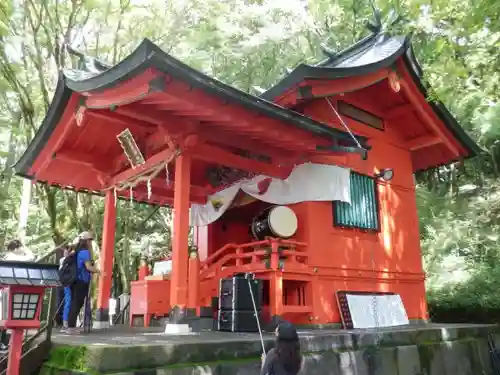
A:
64,231,99,334
58,246,73,331
260,322,302,375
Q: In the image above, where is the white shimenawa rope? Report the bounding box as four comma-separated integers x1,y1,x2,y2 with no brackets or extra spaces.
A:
147,179,152,199
106,149,180,196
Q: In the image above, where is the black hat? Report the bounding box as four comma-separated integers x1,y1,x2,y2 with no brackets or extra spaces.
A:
277,322,298,342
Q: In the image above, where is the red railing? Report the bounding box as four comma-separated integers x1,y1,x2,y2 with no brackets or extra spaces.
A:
198,238,311,313
200,238,308,280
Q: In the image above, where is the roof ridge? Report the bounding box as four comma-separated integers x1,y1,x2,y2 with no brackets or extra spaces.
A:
316,32,380,68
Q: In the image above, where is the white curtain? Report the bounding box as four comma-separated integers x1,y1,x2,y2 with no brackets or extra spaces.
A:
190,183,241,227
190,163,350,227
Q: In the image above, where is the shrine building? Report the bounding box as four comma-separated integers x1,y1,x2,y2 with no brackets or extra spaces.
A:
14,28,480,329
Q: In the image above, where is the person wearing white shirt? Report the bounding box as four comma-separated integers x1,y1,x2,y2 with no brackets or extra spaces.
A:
2,240,34,262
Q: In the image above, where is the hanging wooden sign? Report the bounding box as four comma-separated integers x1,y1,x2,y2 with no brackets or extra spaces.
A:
117,128,145,168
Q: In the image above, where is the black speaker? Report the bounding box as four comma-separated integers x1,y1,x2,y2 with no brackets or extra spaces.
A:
217,310,261,332
218,274,262,311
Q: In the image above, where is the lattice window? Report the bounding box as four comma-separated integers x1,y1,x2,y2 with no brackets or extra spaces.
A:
333,172,380,231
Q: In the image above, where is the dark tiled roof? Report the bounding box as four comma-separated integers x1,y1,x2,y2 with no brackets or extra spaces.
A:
14,39,369,177
261,33,482,158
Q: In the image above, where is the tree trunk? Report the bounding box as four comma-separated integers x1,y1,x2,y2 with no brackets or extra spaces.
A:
17,178,32,241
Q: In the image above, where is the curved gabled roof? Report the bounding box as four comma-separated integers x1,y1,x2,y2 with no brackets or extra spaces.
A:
261,33,482,159
15,39,370,178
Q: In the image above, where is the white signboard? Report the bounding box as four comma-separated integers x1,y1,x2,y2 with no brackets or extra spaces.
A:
153,260,172,276
346,294,409,329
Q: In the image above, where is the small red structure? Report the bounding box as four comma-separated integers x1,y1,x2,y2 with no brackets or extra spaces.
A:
0,261,59,375
14,27,480,328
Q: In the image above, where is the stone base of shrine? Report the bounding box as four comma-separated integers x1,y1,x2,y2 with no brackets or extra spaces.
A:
40,323,500,375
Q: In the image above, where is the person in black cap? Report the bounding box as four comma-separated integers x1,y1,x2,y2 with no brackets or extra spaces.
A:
260,322,302,375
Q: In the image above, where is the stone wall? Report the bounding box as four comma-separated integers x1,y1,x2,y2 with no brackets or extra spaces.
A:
40,324,500,375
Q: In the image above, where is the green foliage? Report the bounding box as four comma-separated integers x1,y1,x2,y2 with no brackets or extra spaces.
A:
427,264,500,323
45,345,89,371
430,275,500,310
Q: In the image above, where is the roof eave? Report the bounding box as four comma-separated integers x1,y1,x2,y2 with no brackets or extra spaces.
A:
402,46,483,158
145,52,368,145
260,33,482,161
13,72,73,177
260,35,410,102
14,39,368,180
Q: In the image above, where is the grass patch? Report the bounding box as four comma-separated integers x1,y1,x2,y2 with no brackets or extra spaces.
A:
43,345,97,375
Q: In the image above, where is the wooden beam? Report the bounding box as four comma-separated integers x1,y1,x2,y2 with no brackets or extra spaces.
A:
136,177,210,198
33,97,81,178
114,101,304,156
154,115,300,167
271,69,391,108
385,104,414,120
399,79,459,156
55,149,113,175
108,145,179,188
147,113,300,166
87,110,153,136
131,184,207,204
396,61,460,157
192,143,291,179
115,106,164,125
83,68,157,108
143,78,317,150
405,136,442,151
35,116,77,178
306,68,391,98
147,93,304,146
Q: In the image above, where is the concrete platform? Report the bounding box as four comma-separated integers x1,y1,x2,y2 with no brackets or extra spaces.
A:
41,323,500,375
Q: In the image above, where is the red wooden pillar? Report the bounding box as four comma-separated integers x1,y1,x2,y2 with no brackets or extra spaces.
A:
269,240,283,317
138,258,150,281
193,226,209,261
187,254,200,310
6,329,23,375
270,272,284,317
95,190,116,328
169,153,191,321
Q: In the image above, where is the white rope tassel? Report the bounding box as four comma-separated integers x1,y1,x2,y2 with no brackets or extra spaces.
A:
166,163,170,186
129,186,133,205
113,188,117,205
147,179,152,200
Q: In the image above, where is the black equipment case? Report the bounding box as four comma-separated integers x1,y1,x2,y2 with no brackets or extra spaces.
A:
218,274,262,311
217,309,261,332
217,273,263,333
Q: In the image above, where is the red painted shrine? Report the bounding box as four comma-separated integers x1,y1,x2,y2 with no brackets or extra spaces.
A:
14,30,480,328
